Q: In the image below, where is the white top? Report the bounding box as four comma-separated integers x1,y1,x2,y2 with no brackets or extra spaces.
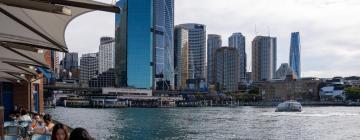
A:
36,123,45,128
19,115,32,122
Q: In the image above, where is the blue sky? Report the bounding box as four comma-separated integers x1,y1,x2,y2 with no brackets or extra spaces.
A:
65,0,360,78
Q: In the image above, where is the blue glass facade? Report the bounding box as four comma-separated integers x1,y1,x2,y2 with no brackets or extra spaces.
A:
114,0,127,87
154,0,174,90
115,0,174,89
289,32,301,78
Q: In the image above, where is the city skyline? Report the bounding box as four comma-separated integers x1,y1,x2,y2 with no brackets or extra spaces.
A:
2,1,360,139
65,0,360,78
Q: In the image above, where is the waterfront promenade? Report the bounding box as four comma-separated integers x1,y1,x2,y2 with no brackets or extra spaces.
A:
58,98,357,108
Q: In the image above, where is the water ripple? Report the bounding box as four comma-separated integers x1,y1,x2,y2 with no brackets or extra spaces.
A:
46,106,360,140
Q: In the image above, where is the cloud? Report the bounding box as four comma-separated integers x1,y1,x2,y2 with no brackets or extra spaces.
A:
65,0,360,78
65,6,115,57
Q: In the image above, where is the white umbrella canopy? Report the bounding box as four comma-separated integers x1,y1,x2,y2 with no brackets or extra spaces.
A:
0,62,37,76
0,46,48,68
0,0,118,52
0,0,120,82
0,46,48,82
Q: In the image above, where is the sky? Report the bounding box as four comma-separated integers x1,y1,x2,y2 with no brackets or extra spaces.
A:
65,0,360,78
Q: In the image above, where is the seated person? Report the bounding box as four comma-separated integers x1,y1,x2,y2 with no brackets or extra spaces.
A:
30,114,45,129
19,108,32,122
34,114,55,135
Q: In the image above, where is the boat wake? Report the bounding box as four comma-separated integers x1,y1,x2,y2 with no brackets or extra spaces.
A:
263,111,359,117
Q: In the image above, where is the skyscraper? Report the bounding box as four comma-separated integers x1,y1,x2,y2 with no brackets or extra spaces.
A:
174,26,189,90
63,52,78,71
80,53,98,87
215,47,239,92
207,34,222,85
289,32,301,79
115,0,174,89
229,33,246,83
251,36,277,81
60,52,78,79
99,37,115,74
178,23,206,82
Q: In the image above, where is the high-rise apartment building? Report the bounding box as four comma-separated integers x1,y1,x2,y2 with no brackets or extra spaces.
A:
99,37,115,74
178,23,206,82
207,34,222,85
251,36,277,81
174,26,189,90
229,33,246,82
289,32,301,79
215,47,239,92
80,53,98,87
115,0,174,90
63,52,78,71
59,52,79,79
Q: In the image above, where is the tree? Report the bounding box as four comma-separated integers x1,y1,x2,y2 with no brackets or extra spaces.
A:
345,87,360,101
248,87,259,95
195,92,205,100
247,87,262,101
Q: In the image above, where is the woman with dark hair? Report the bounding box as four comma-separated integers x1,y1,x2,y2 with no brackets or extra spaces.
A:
51,123,69,140
44,114,55,132
69,128,94,140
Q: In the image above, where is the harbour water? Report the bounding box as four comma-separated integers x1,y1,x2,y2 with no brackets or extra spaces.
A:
46,106,360,140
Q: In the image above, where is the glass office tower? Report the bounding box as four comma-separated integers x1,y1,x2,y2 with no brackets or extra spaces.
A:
178,23,206,81
115,0,174,90
289,32,301,79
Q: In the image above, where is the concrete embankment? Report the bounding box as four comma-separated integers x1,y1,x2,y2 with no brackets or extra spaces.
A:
177,101,358,107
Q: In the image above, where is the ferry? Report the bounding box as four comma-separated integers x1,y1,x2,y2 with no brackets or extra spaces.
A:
275,100,302,112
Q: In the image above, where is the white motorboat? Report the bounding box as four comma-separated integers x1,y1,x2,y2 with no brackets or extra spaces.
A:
275,100,302,112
